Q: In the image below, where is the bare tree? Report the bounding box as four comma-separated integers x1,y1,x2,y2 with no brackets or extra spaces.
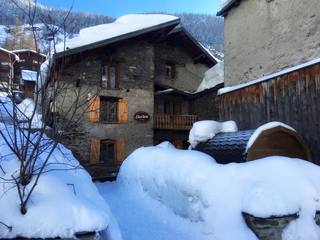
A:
0,0,99,226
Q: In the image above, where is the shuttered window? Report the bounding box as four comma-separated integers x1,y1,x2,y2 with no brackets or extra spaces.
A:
90,138,125,165
88,96,128,124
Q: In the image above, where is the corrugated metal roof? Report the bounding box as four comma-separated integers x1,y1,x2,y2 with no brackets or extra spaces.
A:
195,130,254,164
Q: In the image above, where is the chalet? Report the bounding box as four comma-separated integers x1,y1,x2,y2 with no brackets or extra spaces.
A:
51,14,219,179
217,0,320,162
0,48,19,91
13,49,46,97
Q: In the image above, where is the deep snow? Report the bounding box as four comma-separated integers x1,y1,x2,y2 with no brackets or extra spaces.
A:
97,143,320,240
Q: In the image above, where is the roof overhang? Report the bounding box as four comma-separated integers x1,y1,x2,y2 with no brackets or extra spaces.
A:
54,18,180,59
217,0,241,17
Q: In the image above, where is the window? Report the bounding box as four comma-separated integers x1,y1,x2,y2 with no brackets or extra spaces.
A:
164,101,182,115
100,98,118,123
90,138,125,165
88,96,128,124
165,62,176,79
99,139,116,166
101,63,119,89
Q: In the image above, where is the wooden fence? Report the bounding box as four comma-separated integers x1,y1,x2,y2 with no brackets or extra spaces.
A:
154,114,198,130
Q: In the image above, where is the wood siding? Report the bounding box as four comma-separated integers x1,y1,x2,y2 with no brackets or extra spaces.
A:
219,63,320,162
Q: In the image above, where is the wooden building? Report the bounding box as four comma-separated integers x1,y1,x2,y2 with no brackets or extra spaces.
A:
51,15,218,179
217,0,320,162
0,48,19,91
195,123,311,164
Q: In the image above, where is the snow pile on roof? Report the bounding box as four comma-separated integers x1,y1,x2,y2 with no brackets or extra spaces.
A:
246,121,296,151
17,98,43,128
196,61,224,93
21,70,38,82
13,49,46,58
116,145,320,240
0,123,111,239
189,120,238,148
0,47,19,61
56,14,179,53
221,0,233,8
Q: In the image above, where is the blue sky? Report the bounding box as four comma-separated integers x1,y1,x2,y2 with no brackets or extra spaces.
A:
38,0,220,17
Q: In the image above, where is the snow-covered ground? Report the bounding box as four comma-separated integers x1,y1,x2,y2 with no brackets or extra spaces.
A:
97,143,320,240
0,96,112,239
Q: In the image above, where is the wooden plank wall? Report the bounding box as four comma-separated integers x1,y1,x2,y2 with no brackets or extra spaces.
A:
219,64,320,163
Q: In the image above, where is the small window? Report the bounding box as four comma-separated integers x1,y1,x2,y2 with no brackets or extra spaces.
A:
100,139,116,166
166,63,176,79
101,63,119,89
164,101,182,115
100,98,118,123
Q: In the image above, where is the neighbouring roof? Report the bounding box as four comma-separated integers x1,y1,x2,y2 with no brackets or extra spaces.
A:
21,70,38,82
0,47,19,61
55,14,180,57
196,61,224,93
218,57,320,95
217,0,241,16
196,130,254,164
12,49,47,58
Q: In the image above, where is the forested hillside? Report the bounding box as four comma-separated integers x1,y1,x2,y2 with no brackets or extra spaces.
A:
0,0,224,53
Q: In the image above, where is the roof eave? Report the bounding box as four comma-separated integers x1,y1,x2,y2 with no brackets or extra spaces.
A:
217,0,241,17
54,18,180,59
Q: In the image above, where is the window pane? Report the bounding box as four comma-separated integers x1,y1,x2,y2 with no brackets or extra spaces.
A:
101,65,108,88
100,140,115,165
107,143,115,163
108,101,117,122
100,99,108,122
109,66,116,88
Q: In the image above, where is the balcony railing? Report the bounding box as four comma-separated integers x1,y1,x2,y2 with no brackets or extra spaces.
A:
154,114,198,130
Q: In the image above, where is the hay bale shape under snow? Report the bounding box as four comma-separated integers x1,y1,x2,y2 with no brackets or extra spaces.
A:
195,122,312,164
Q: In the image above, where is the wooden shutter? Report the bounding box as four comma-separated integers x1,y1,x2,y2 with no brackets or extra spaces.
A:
115,138,125,165
117,99,128,123
90,138,100,164
88,96,100,123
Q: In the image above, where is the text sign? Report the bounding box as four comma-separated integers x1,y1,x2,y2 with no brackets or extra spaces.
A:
134,111,150,122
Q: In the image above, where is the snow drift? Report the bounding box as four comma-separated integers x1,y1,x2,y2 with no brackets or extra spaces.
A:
118,144,320,240
0,123,110,238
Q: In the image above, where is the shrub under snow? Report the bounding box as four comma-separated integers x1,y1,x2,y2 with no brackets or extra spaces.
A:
118,143,320,240
0,123,110,239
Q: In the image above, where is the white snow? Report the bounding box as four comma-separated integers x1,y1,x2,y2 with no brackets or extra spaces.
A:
221,0,233,8
196,61,224,93
188,120,238,148
246,121,296,151
0,47,19,61
17,98,43,128
13,49,47,58
98,145,320,240
21,69,38,82
0,123,111,239
218,57,320,95
56,14,179,53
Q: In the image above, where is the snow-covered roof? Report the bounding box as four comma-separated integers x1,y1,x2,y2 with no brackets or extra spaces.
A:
56,14,180,55
196,61,224,93
218,57,320,95
12,49,47,58
0,47,19,61
21,69,38,82
217,0,241,16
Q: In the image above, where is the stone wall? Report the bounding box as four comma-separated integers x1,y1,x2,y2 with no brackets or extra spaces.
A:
56,40,155,177
224,0,320,86
154,42,208,92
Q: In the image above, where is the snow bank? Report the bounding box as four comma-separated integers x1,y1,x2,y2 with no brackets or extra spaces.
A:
17,98,43,128
118,146,320,240
196,61,224,93
246,121,296,151
0,123,110,238
188,120,238,148
56,14,179,53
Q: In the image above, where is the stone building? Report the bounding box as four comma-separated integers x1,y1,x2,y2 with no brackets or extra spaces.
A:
51,14,218,179
217,0,320,162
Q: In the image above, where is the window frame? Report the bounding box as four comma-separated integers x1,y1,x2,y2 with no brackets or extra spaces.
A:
99,139,116,166
101,62,120,89
99,96,119,124
165,62,176,80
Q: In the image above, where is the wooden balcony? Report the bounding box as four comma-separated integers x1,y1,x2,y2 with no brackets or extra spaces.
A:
154,114,198,130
